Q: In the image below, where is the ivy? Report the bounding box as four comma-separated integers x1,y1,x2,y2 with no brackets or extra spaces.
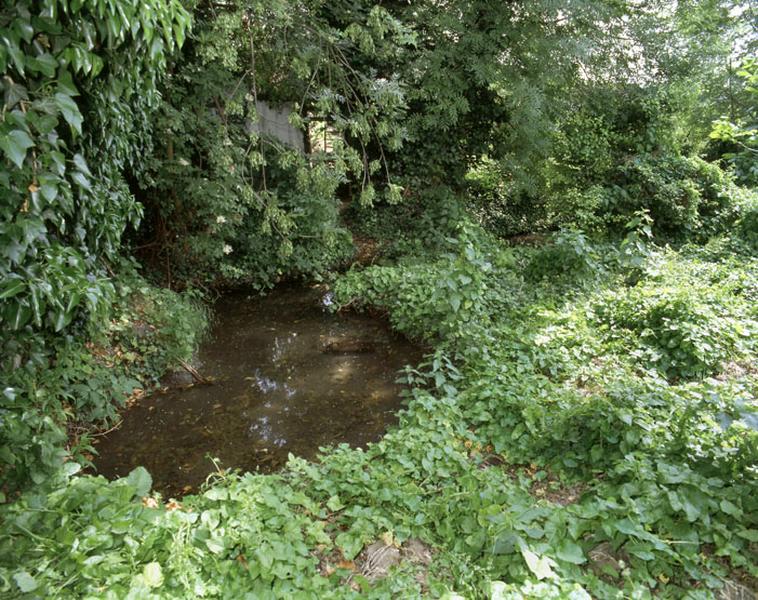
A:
0,0,190,337
0,0,190,492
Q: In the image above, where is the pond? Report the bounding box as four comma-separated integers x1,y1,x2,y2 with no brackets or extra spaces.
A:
92,285,423,496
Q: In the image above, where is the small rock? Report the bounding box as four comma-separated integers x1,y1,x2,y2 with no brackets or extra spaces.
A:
160,369,194,387
588,542,629,580
321,336,376,354
402,539,433,566
358,541,401,581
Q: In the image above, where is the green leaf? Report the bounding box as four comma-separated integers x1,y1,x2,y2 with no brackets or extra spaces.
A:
142,562,163,588
150,37,165,62
13,571,37,593
450,294,461,312
5,42,25,75
57,70,79,96
556,540,586,564
0,280,25,299
255,544,275,569
203,487,228,501
4,80,28,109
73,153,91,176
63,462,82,476
125,467,152,497
335,532,364,560
681,495,700,522
40,176,60,202
54,93,83,134
0,129,34,168
6,302,32,330
736,529,758,542
29,287,42,327
521,548,556,580
54,310,72,332
326,495,345,512
29,54,58,78
71,171,92,190
719,499,741,517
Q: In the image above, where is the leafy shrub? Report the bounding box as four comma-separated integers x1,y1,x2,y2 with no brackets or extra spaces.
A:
344,185,474,264
106,281,209,381
605,154,737,238
530,83,744,240
334,224,504,340
0,271,207,495
710,58,758,187
524,229,605,282
592,282,750,380
731,193,758,252
465,158,550,237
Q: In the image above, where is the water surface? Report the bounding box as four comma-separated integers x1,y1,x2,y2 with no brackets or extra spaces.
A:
93,286,422,496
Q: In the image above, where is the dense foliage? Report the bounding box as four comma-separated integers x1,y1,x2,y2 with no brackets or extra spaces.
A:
1,0,756,598
2,222,756,597
133,0,411,289
1,0,189,334
1,0,192,493
711,58,758,186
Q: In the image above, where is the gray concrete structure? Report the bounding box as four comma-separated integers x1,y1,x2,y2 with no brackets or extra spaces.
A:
247,101,305,153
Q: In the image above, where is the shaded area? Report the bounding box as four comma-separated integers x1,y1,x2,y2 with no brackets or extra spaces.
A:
93,286,422,496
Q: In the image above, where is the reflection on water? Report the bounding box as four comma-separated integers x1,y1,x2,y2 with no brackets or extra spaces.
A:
92,285,423,496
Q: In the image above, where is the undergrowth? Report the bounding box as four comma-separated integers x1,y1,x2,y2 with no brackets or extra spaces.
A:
0,263,208,498
1,219,755,598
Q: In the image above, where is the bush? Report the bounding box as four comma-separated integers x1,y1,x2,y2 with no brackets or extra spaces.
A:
731,193,758,252
605,154,737,238
0,270,207,495
465,158,550,237
524,229,605,282
592,282,751,380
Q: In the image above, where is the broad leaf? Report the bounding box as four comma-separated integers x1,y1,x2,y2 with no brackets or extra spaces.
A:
0,129,34,168
54,92,83,134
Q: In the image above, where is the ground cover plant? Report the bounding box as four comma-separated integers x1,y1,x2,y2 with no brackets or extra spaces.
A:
1,0,757,598
1,216,756,598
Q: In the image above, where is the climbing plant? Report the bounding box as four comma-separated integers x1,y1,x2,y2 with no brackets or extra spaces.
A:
0,0,190,491
0,0,190,335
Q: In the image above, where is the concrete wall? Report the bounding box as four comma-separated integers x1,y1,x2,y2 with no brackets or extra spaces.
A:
247,101,305,153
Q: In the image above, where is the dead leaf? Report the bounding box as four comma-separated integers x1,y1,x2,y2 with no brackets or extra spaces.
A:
142,497,159,509
336,560,356,571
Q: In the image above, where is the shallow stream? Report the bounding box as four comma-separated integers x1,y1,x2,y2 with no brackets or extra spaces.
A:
93,286,422,496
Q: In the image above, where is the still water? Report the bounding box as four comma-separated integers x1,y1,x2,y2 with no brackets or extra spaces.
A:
93,286,422,496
